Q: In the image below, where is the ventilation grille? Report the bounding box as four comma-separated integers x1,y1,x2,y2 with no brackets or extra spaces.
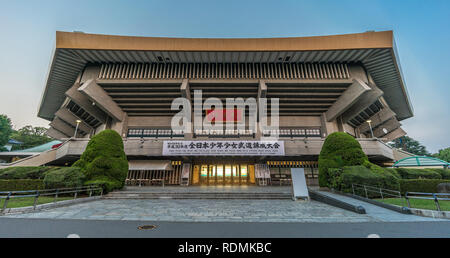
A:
98,62,350,80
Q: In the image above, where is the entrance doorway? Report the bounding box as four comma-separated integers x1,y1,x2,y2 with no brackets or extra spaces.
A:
194,164,254,185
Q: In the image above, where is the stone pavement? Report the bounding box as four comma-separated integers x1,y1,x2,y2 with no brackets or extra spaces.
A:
317,191,447,222
5,187,446,223
7,199,376,222
122,185,293,193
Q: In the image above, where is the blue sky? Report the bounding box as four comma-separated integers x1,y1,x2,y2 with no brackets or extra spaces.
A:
0,0,449,153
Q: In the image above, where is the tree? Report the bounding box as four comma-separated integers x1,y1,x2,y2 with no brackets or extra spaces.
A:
318,132,369,187
0,114,13,152
389,136,430,156
10,125,53,151
433,147,450,163
72,130,128,193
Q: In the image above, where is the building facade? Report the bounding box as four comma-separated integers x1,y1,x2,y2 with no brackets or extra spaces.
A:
35,30,413,186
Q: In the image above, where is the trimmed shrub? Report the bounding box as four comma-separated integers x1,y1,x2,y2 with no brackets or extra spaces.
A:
396,168,442,179
73,130,128,193
385,167,401,179
428,168,450,180
399,179,450,194
363,162,400,190
43,167,85,189
0,179,44,191
318,132,368,186
0,166,56,180
328,165,400,197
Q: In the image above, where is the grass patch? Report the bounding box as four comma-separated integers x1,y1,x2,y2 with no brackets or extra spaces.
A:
376,198,450,211
0,196,74,209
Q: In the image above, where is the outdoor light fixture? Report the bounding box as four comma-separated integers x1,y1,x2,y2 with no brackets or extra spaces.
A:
74,120,82,138
366,120,375,138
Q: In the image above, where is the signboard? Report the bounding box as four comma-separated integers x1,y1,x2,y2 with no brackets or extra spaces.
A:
163,141,284,156
255,164,271,179
290,168,309,201
181,163,191,179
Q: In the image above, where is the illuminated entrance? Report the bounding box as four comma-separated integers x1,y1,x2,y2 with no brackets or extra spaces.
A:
193,164,255,185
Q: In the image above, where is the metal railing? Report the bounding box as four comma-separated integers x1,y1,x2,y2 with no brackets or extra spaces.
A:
405,192,450,212
352,184,402,199
0,184,102,213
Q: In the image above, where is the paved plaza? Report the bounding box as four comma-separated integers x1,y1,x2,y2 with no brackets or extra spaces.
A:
8,199,377,222
4,186,446,223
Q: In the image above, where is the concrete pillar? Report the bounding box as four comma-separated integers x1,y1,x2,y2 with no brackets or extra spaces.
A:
383,127,406,142
325,78,371,121
78,79,125,122
65,83,107,124
373,118,401,138
180,79,193,139
55,108,93,135
341,84,384,123
46,127,69,140
111,113,129,138
49,118,84,138
358,107,396,133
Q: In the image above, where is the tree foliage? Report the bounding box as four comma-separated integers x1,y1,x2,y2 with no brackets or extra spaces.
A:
432,147,450,163
389,136,430,156
72,130,128,192
10,125,53,151
0,114,13,152
318,132,369,187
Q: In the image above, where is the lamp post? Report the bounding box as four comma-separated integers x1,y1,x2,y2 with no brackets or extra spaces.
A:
366,120,374,138
74,120,81,138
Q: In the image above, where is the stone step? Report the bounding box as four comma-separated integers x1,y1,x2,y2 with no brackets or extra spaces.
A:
104,192,292,199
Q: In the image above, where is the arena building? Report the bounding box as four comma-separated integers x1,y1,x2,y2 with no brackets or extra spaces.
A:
30,30,413,186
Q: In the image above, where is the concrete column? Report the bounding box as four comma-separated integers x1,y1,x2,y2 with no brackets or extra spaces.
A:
256,80,267,138
80,65,101,83
358,107,396,133
65,83,107,124
341,84,384,123
46,127,69,140
49,118,84,138
325,78,371,121
55,108,93,135
78,79,125,121
111,113,129,138
180,79,193,139
383,127,406,142
373,118,401,138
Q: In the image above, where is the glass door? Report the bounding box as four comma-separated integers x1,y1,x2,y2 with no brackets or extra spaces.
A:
224,165,232,184
208,165,216,185
216,165,224,185
232,165,239,184
200,165,208,185
240,165,248,184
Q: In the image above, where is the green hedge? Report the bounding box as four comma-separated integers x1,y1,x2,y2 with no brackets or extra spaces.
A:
428,168,450,179
73,130,128,193
0,166,57,180
396,168,442,179
0,179,45,191
399,179,450,194
328,165,400,197
43,167,85,189
318,132,369,187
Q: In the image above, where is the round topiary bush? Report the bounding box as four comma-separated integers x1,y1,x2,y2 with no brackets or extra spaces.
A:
318,132,369,187
72,129,128,192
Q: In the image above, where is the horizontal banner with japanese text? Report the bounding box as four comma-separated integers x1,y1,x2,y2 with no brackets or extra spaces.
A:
162,140,285,156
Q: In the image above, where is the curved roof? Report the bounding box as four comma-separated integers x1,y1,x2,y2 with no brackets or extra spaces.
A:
37,30,413,121
393,156,450,167
15,140,62,153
